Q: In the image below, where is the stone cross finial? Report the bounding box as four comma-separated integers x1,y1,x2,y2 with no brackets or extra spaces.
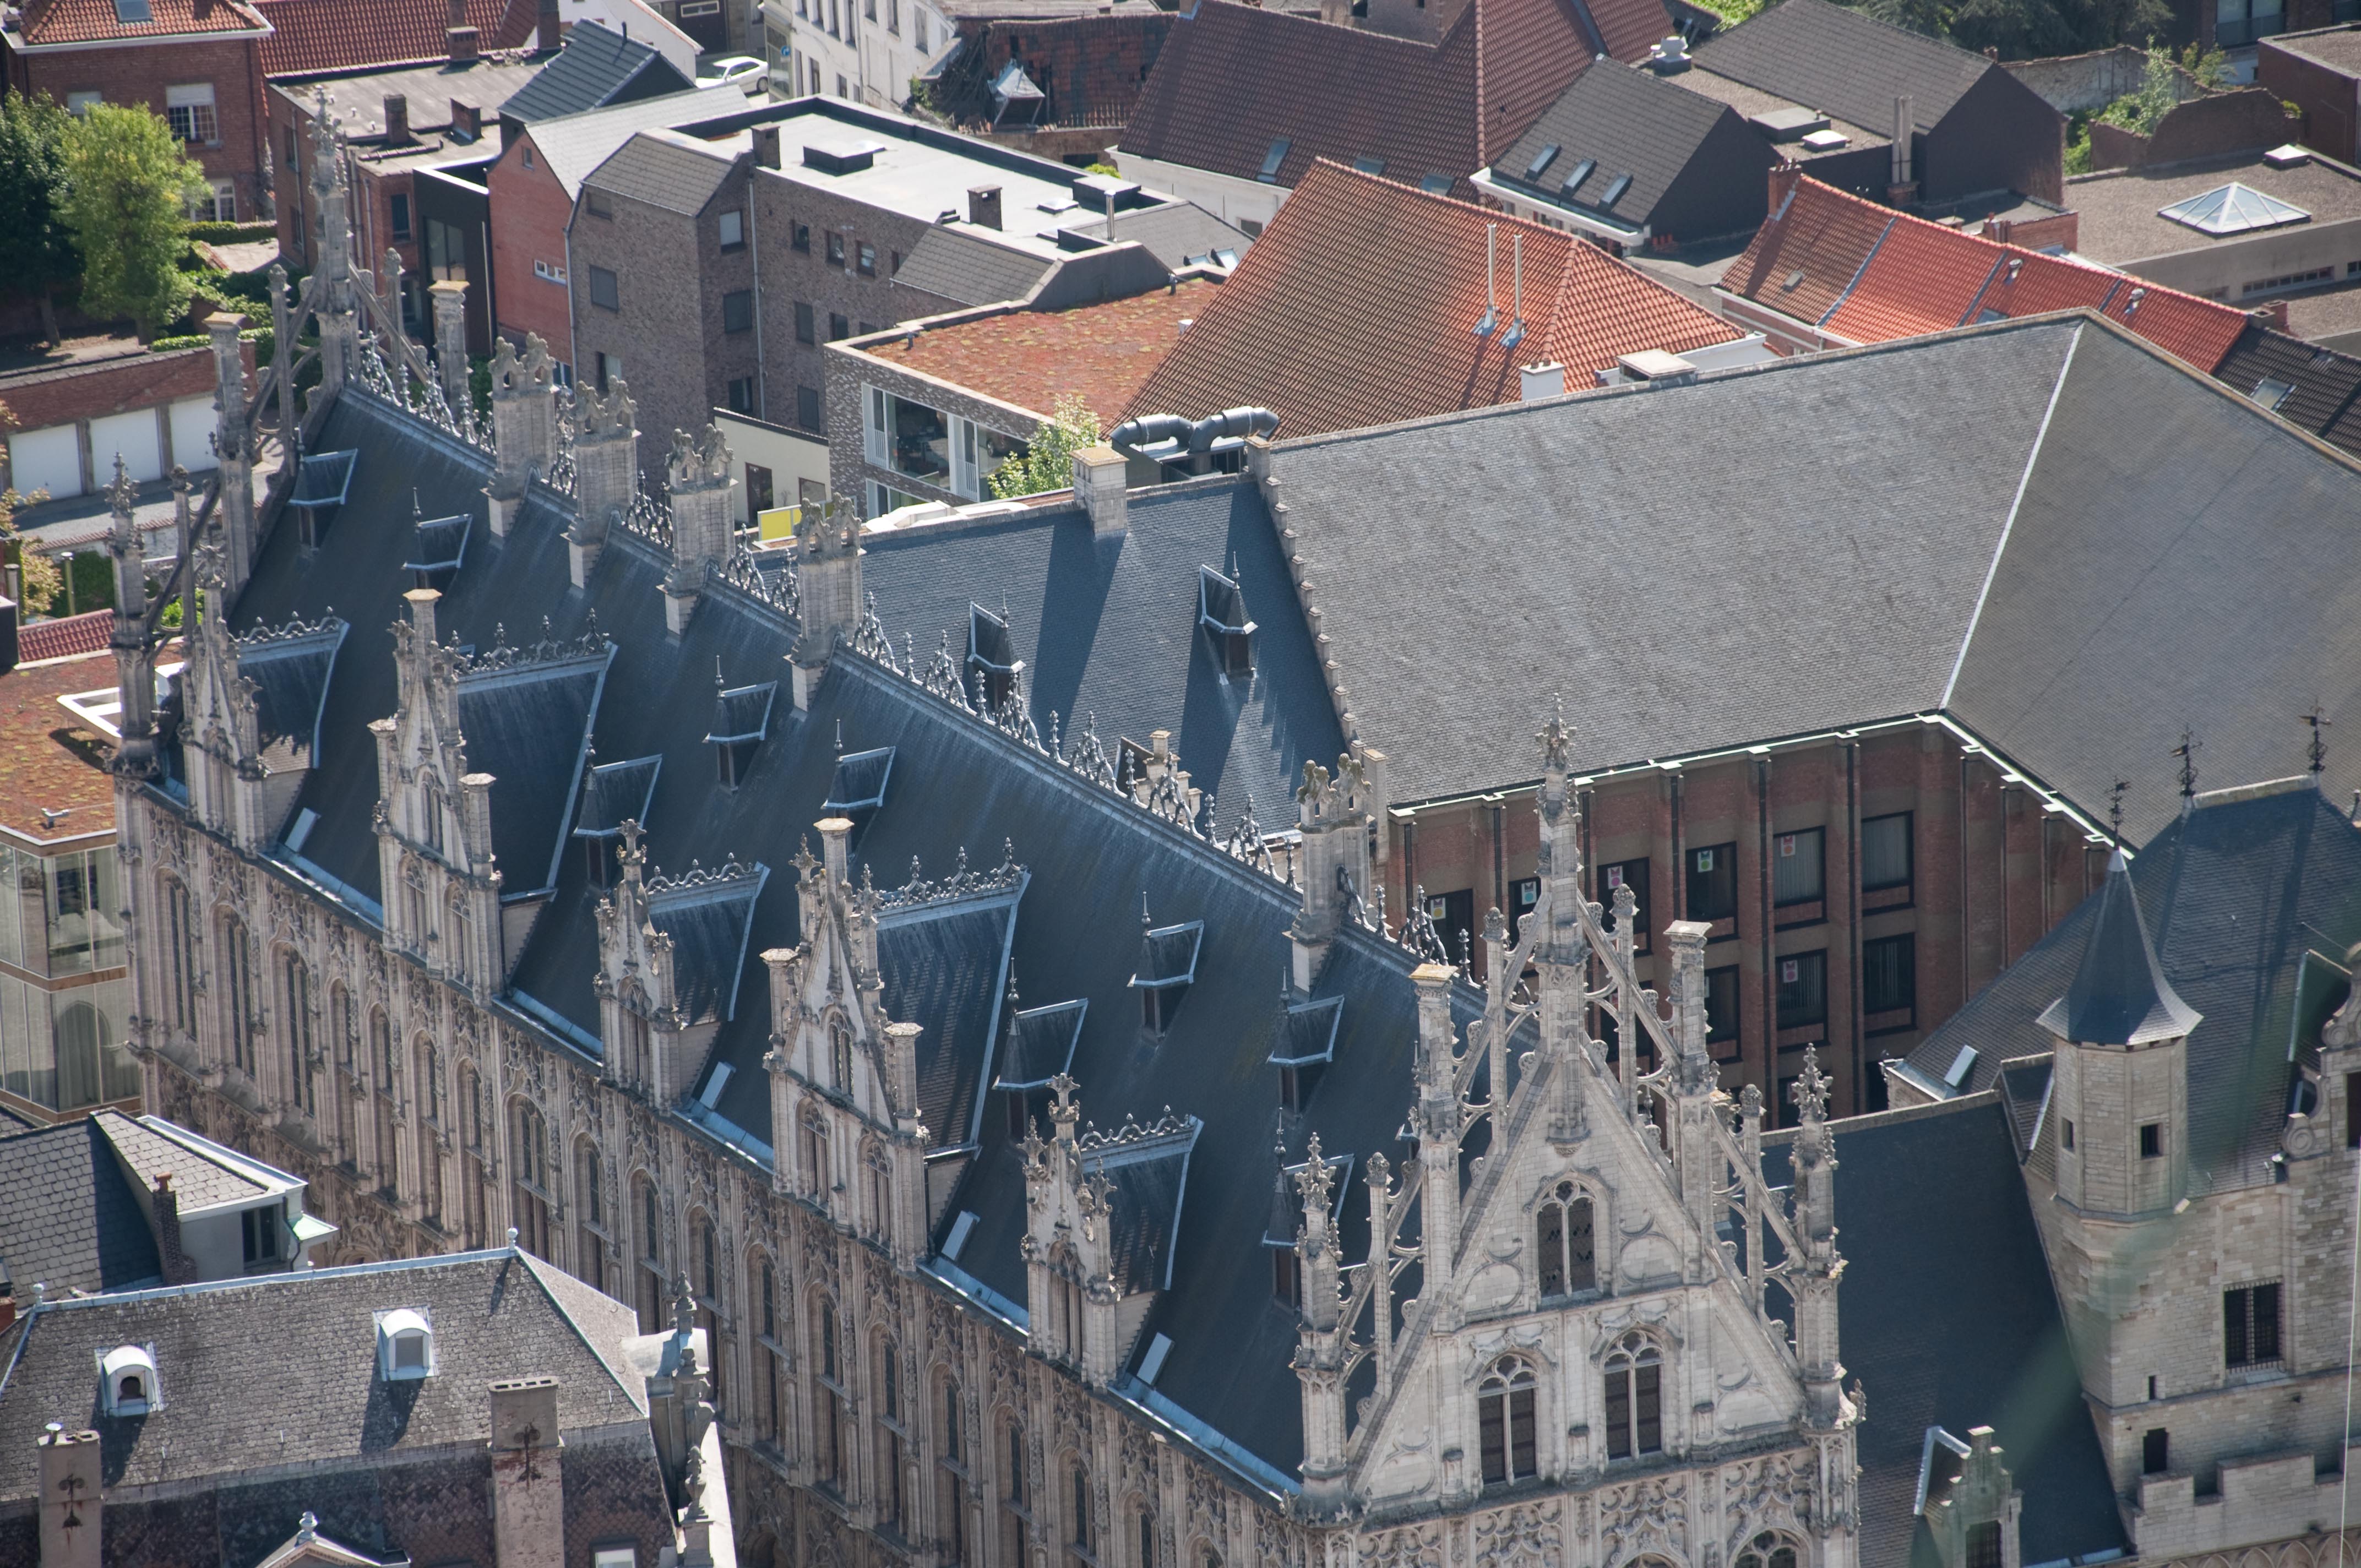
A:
1791,1044,1831,1126
104,455,135,540
1294,1131,1335,1217
1537,698,1573,775
617,818,646,885
671,1271,698,1337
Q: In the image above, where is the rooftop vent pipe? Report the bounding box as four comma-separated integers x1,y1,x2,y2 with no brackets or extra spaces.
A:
1109,408,1279,472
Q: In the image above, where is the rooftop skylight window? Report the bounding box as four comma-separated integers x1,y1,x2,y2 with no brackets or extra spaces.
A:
1559,158,1596,198
2250,377,2296,412
2156,182,2310,237
1598,173,1633,209
1419,174,1452,195
114,0,153,23
1523,144,1560,182
1353,156,1386,176
1258,138,1291,183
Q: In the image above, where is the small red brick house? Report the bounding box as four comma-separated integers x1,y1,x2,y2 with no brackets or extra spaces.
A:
1,0,275,223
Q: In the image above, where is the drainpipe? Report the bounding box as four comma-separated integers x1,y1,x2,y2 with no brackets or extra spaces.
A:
1845,738,1862,1109
749,170,766,425
1756,754,1772,1122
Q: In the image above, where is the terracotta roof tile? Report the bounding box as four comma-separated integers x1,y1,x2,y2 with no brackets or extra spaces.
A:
1125,161,1738,438
1121,0,1609,196
857,277,1217,428
17,611,115,665
15,0,265,46
1825,217,1999,341
0,644,123,848
257,0,538,77
1726,173,2251,374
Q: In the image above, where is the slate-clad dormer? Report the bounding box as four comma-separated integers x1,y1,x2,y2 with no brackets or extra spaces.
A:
592,821,768,1107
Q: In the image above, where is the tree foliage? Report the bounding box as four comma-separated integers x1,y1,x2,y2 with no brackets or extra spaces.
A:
0,92,79,344
0,404,64,617
1854,0,2170,59
988,394,1106,500
59,103,208,339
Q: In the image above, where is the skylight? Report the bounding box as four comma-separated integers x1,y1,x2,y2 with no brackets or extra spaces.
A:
2250,377,2296,412
2156,182,2311,237
1258,138,1291,182
1598,173,1633,209
114,0,153,23
1419,174,1452,195
1353,155,1386,176
1524,144,1560,182
1560,158,1596,197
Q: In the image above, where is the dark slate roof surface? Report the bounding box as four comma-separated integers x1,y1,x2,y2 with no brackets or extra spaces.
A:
586,129,737,215
0,1250,649,1504
500,23,694,122
1907,783,2361,1194
0,1119,162,1299
456,651,609,899
1094,203,1251,271
243,625,346,755
96,1112,273,1212
894,224,1063,309
1491,59,1743,224
1765,1099,2126,1568
2034,852,2200,1046
880,901,1018,1151
1693,0,1990,133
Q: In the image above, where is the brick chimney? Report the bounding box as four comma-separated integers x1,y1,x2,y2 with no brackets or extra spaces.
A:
448,0,467,24
451,99,482,141
1767,160,1800,217
537,0,559,50
152,1173,195,1286
968,185,1003,229
383,95,411,146
449,24,481,61
37,1428,102,1568
752,124,781,169
2255,298,2291,331
490,1378,565,1568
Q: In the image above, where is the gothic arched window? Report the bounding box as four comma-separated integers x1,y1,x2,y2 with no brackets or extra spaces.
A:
938,1375,968,1559
160,875,197,1033
575,1138,606,1292
412,1037,444,1224
219,912,254,1074
330,982,357,1163
876,1336,905,1532
1477,1355,1537,1488
1535,1180,1595,1298
1736,1534,1800,1568
281,951,314,1116
1069,1457,1092,1556
634,1173,665,1331
511,1098,550,1259
369,1006,399,1196
1603,1331,1663,1461
830,1014,855,1093
814,1296,846,1489
421,775,445,856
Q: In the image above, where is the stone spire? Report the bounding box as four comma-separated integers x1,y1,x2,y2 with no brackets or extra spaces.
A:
1786,1047,1846,1428
661,424,734,634
485,333,557,536
1292,1133,1349,1515
106,460,157,778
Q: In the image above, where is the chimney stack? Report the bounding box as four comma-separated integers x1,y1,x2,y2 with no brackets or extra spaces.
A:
968,185,1003,230
383,95,410,146
1519,361,1565,401
448,0,466,24
151,1172,195,1284
1887,94,1917,203
489,1378,565,1568
37,1428,103,1568
537,0,560,49
1072,445,1127,535
752,124,782,169
451,99,481,140
448,24,480,61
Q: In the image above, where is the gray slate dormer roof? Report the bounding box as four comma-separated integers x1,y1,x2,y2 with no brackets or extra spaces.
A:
2036,850,2200,1047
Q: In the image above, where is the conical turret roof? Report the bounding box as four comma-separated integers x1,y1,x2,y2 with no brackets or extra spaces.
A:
2036,850,2200,1047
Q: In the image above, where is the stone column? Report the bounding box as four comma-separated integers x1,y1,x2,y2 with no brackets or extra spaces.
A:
106,460,156,778
208,311,259,595
788,498,863,709
429,280,470,419
568,379,638,588
662,425,735,634
485,334,557,536
489,1378,566,1568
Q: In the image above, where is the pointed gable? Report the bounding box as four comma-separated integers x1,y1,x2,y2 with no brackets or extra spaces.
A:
2037,851,2201,1047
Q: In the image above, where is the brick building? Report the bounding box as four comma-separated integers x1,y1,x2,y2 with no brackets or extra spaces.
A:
0,0,273,223
567,99,1206,468
917,1,1172,155
1,342,245,502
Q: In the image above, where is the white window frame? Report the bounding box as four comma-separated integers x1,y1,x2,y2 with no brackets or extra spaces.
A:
864,385,889,467
950,415,980,499
165,83,219,145
66,91,102,116
376,1306,437,1379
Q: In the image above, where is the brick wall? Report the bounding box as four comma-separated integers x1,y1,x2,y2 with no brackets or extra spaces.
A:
488,131,583,368
2259,39,2361,165
822,335,1046,509
9,36,269,222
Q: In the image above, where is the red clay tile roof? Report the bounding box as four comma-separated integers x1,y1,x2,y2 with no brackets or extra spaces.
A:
16,611,115,665
257,0,538,77
1723,172,2252,374
858,279,1217,428
1120,0,1620,196
1125,160,1739,439
15,0,265,46
0,644,130,848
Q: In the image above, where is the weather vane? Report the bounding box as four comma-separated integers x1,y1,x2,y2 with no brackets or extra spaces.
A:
2106,780,2129,844
2304,706,2330,777
2172,729,2200,801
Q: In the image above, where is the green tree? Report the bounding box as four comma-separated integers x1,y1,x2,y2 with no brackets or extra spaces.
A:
987,394,1106,500
59,103,208,340
0,402,63,617
0,93,79,345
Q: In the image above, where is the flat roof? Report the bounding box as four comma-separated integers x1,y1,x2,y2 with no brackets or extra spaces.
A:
757,117,1103,257
1674,66,1888,155
0,646,129,851
2068,149,2361,262
2264,21,2361,74
854,276,1218,424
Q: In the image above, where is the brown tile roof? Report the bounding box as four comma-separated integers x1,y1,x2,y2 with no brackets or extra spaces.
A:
255,0,538,77
1119,0,1626,196
858,278,1216,427
1723,172,2251,374
0,644,125,848
14,0,265,46
1124,160,1740,438
931,9,1174,132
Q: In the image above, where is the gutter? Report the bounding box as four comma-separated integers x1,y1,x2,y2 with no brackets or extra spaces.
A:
7,20,273,52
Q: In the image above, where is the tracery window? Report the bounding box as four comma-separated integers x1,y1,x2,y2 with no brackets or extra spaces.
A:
370,1007,399,1195
576,1139,607,1291
219,912,254,1074
939,1376,969,1560
1477,1355,1537,1487
1735,1534,1800,1568
330,982,358,1162
412,1037,444,1224
1603,1331,1663,1460
1535,1180,1595,1297
877,1336,906,1533
281,952,315,1115
754,1253,782,1442
635,1174,664,1330
161,875,197,1033
512,1098,551,1259
830,1013,855,1092
816,1298,846,1488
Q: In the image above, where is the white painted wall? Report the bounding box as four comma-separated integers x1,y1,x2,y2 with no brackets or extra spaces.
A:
1113,151,1288,233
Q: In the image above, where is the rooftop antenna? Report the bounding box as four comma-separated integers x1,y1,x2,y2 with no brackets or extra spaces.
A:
2172,728,2200,803
2304,705,2330,779
1475,224,1499,337
2105,779,2128,846
1502,232,1527,350
834,717,844,754
715,655,726,691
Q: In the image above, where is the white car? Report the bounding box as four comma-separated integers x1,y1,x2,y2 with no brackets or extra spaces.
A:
703,56,766,92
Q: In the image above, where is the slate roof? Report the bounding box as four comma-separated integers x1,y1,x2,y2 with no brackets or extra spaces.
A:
498,21,693,121
95,1112,276,1212
1117,0,1619,199
2211,320,2361,462
1489,59,1755,231
1091,203,1250,272
1124,161,1741,437
856,277,1216,426
256,0,538,76
1266,317,2361,840
583,125,739,214
1765,1098,2127,1568
0,1118,163,1300
10,0,265,47
516,84,754,198
1721,173,2251,372
2034,851,2201,1047
0,1249,651,1505
1693,0,1990,138
894,225,1064,309
1906,781,2361,1196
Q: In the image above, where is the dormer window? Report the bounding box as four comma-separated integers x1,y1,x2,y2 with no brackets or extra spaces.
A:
377,1308,436,1379
99,1344,161,1415
404,512,472,592
1269,995,1341,1112
1128,911,1203,1036
575,754,662,888
706,681,777,790
1198,565,1255,680
822,746,894,844
966,605,1023,711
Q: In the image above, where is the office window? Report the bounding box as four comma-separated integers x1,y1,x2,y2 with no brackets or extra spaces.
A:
2140,1121,2163,1159
389,193,412,241
1772,827,1823,906
1861,812,1912,890
1776,951,1826,1030
2224,1282,2281,1367
1687,842,1737,923
723,289,753,332
588,265,619,311
828,231,846,265
797,384,823,430
726,376,756,413
792,220,812,251
795,301,816,344
828,311,848,340
719,208,745,249
2216,0,2282,45
67,90,102,115
203,180,236,222
746,463,774,515
1862,933,1914,1016
858,241,877,275
1704,965,1740,1044
165,83,217,144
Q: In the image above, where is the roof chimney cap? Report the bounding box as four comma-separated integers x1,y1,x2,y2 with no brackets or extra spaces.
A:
1519,361,1566,401
448,23,480,60
383,93,411,144
1615,349,1698,385
969,184,1004,229
1644,33,1690,72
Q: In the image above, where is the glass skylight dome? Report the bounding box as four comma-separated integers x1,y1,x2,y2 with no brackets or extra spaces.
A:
2156,182,2311,237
